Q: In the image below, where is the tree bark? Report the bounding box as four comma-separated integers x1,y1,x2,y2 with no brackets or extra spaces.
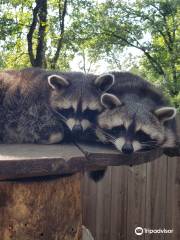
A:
50,0,68,69
27,0,47,68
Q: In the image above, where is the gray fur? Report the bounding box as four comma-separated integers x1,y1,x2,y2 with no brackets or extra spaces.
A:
50,72,115,140
96,72,177,152
0,68,114,144
0,68,65,143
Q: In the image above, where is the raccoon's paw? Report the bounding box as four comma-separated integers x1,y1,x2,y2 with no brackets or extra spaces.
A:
40,132,64,144
163,146,180,157
88,169,106,182
48,132,64,144
95,129,107,143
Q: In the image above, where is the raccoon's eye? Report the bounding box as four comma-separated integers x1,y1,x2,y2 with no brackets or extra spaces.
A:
83,109,99,121
58,107,74,117
136,130,151,142
108,126,126,135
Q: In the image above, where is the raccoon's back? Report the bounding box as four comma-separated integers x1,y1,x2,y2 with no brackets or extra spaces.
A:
0,68,50,104
0,68,54,143
109,72,167,107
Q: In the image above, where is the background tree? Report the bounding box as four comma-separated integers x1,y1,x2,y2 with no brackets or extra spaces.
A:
0,0,71,69
70,0,179,106
0,0,179,108
27,0,47,67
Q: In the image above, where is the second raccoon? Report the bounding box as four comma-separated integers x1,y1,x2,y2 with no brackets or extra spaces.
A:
95,72,177,154
51,72,115,141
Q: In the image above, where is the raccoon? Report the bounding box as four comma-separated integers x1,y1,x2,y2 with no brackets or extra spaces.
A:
0,68,71,143
95,72,177,154
49,71,115,141
0,68,114,144
48,71,115,182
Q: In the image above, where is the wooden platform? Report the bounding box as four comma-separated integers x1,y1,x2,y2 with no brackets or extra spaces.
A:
0,143,164,180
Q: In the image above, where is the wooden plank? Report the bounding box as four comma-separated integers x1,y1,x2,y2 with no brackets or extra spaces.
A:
110,166,128,240
0,143,166,181
78,143,163,166
0,144,85,180
145,155,167,240
165,116,180,239
0,144,82,160
172,156,180,239
82,172,97,239
165,156,177,240
0,173,82,240
95,167,112,240
126,163,147,240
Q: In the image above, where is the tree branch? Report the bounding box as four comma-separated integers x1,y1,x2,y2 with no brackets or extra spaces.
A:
35,0,47,67
27,0,41,66
51,0,68,69
102,28,166,77
27,0,47,67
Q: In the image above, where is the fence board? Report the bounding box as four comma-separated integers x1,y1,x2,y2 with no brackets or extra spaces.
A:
110,166,128,240
95,168,112,240
126,163,146,240
82,172,97,239
173,157,180,240
165,157,177,240
145,156,168,240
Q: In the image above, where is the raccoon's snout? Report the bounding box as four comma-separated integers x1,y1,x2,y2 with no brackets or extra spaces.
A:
72,124,83,136
122,143,134,154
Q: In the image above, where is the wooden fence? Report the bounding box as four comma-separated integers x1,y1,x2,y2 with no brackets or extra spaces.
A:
82,118,180,240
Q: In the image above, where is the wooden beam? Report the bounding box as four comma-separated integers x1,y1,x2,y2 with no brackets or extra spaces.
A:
77,143,164,168
0,144,84,180
1,142,180,180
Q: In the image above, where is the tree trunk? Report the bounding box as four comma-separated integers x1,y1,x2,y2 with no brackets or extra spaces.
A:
0,173,82,240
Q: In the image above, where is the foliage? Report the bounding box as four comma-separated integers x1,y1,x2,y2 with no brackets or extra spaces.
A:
0,0,73,70
69,0,180,107
0,0,179,108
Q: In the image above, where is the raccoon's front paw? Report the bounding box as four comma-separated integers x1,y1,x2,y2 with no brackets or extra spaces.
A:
39,125,65,144
39,131,64,144
95,129,107,143
48,132,64,144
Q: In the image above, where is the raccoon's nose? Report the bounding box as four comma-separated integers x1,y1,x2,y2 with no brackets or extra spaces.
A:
72,124,83,136
122,143,134,154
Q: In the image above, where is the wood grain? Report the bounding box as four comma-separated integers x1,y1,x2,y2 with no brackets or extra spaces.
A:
145,156,167,240
95,167,112,240
82,156,179,240
110,166,128,240
0,144,85,180
165,156,177,240
0,143,166,180
77,143,164,166
126,163,146,240
0,173,82,240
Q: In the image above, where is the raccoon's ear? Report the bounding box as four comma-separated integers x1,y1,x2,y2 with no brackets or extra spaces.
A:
154,107,177,122
95,73,115,92
48,74,69,90
101,93,122,109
